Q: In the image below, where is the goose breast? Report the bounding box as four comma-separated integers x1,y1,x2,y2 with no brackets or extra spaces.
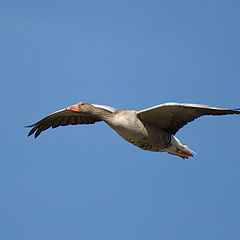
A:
106,110,171,151
107,110,148,138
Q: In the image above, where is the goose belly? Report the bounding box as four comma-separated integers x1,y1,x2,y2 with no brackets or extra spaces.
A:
124,134,171,152
108,114,171,152
114,129,157,151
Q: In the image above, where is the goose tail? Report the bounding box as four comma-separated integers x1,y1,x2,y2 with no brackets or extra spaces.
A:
167,136,196,159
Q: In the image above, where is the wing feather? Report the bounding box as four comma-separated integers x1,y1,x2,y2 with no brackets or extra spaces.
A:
27,108,101,138
60,116,71,126
137,102,240,134
52,117,64,128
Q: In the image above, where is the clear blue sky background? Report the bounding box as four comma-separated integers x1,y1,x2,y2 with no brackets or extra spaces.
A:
1,0,240,239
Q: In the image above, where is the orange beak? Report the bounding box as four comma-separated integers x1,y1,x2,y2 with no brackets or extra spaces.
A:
67,104,80,112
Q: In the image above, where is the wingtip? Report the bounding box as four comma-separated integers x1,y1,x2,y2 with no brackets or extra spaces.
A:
25,124,35,128
34,133,40,138
27,132,39,138
26,124,37,137
27,130,33,137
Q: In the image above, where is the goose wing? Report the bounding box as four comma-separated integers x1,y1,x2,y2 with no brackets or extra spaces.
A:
137,102,240,135
27,108,101,138
91,104,117,112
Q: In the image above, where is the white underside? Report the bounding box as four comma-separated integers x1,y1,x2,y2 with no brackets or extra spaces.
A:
166,135,196,157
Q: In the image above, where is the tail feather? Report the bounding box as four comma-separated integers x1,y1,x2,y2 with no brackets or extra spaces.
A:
183,145,197,155
177,147,194,158
167,136,196,159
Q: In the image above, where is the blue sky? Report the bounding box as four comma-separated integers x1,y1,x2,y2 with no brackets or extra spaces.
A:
1,0,240,239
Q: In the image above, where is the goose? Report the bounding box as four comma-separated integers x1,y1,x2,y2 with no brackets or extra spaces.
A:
27,102,240,159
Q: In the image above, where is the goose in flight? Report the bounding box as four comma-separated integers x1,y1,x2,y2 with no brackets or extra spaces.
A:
27,102,240,159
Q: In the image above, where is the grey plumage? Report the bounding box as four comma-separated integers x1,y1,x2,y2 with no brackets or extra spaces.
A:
26,102,240,159
26,108,101,138
137,103,240,135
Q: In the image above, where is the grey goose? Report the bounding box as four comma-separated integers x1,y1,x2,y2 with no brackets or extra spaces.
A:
27,102,240,159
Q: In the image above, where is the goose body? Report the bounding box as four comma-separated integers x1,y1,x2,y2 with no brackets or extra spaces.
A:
107,110,171,152
27,102,240,159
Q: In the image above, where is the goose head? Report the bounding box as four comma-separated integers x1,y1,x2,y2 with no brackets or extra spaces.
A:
67,102,93,113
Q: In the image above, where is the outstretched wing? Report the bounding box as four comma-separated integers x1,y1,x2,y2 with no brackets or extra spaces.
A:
137,102,240,135
27,108,101,138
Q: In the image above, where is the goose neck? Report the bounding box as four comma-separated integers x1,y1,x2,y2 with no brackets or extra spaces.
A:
91,106,113,121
